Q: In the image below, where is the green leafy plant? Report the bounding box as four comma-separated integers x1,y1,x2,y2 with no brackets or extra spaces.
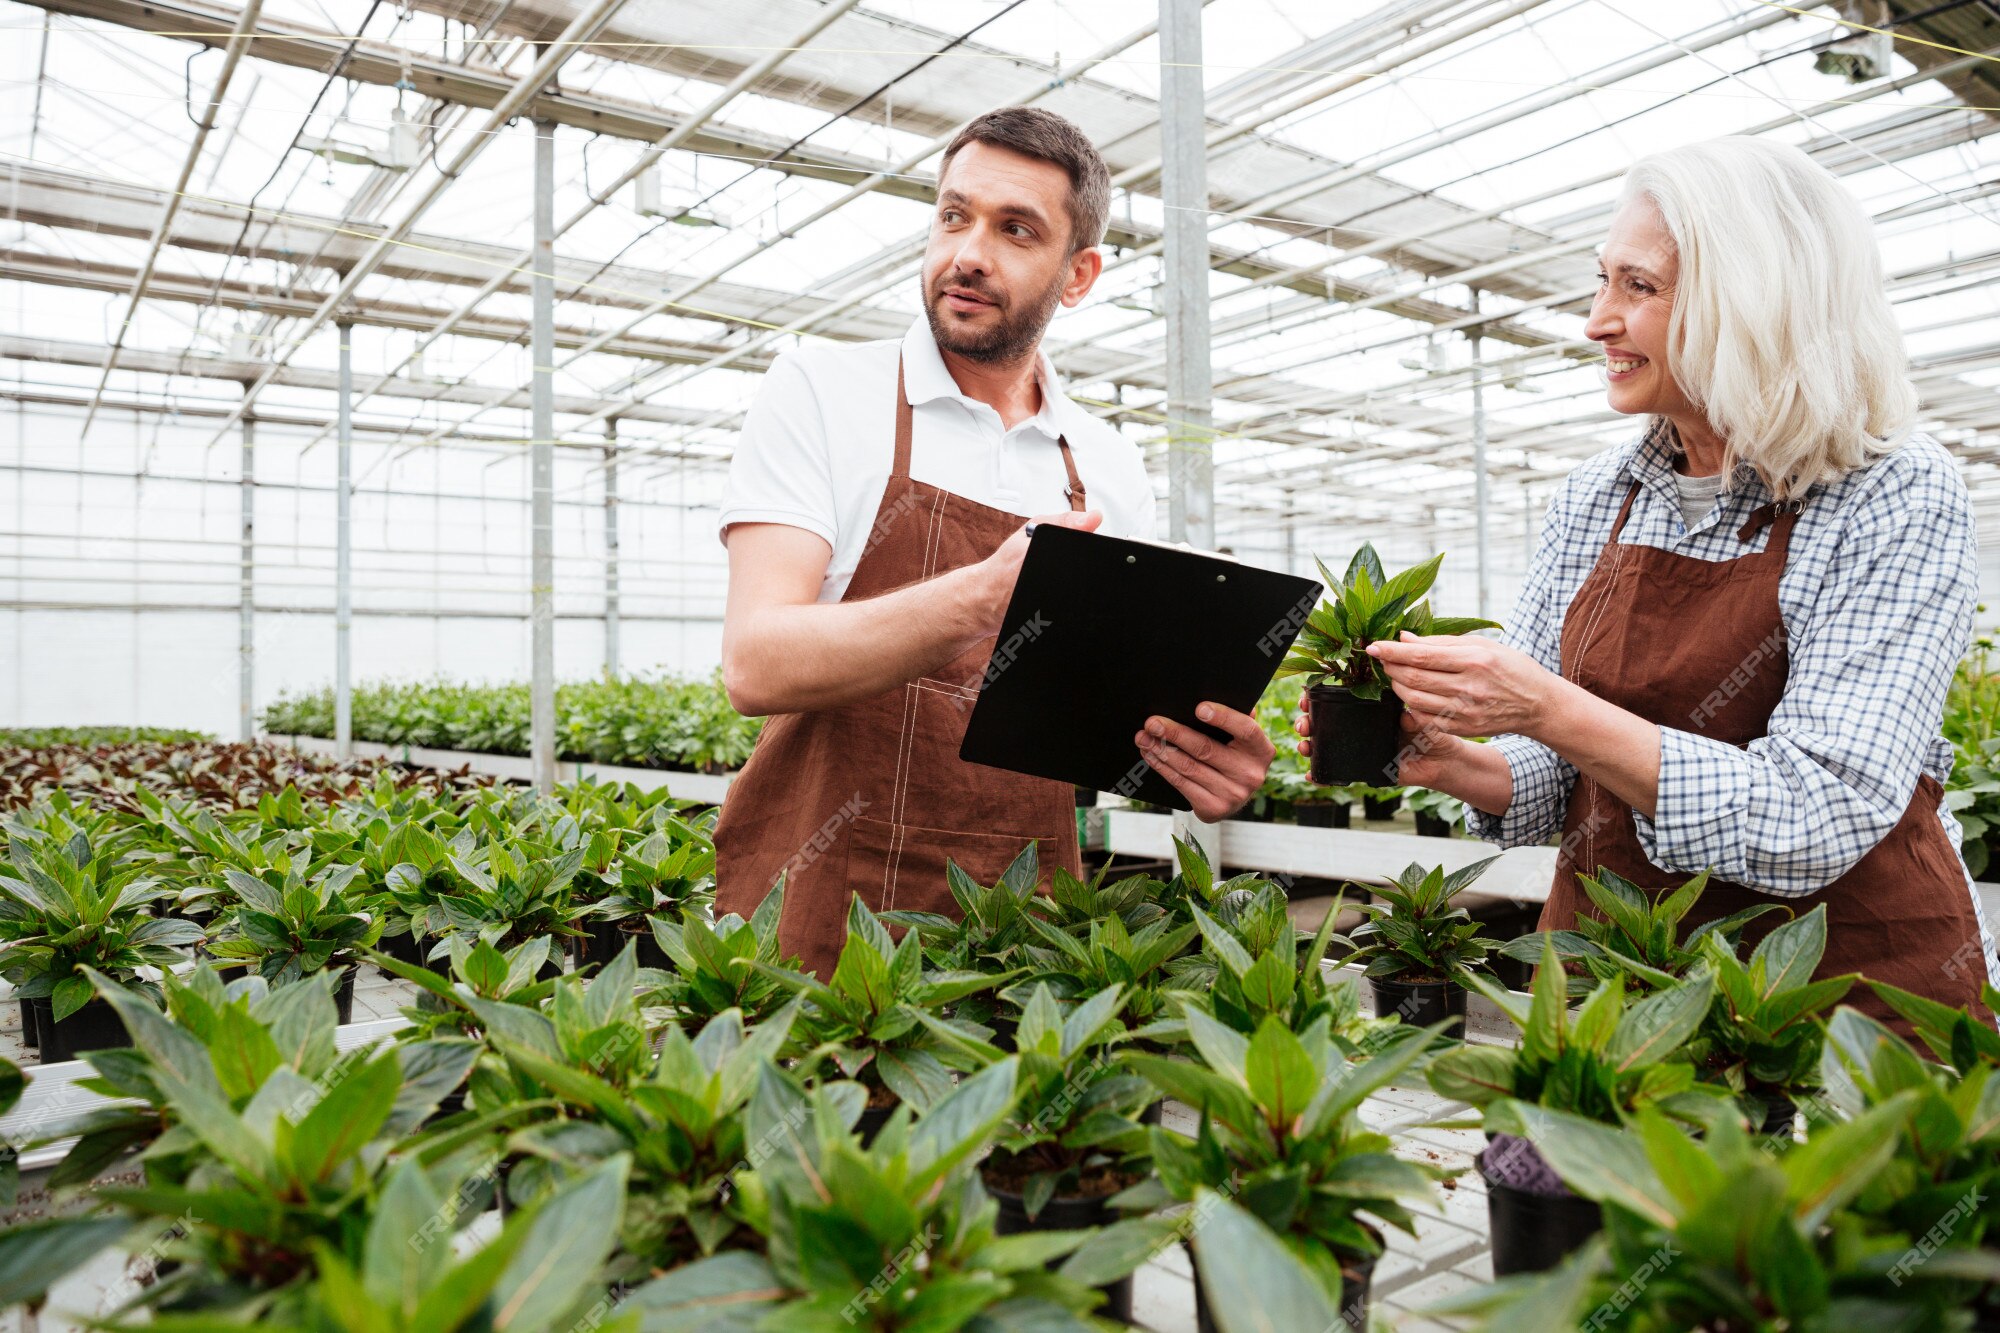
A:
1404,785,1466,830
1500,865,1785,995
1009,903,1196,1040
1427,940,1725,1128
628,1058,1152,1330
922,982,1155,1220
0,825,197,1020
1125,1013,1448,1306
1166,884,1376,1045
1683,906,1855,1115
1344,858,1499,984
1274,544,1497,698
584,817,717,932
756,896,1012,1113
206,862,380,987
432,844,590,958
1431,1097,1994,1332
650,880,805,1031
881,842,1047,974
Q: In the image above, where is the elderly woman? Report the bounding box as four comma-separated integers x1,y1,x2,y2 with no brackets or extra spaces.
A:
1302,137,1998,1018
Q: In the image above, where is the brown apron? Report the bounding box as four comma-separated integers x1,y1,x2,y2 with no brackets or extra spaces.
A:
1542,481,1989,1027
712,359,1087,978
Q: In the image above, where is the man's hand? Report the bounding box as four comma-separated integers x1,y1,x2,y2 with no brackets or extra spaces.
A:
964,508,1102,633
1135,702,1275,822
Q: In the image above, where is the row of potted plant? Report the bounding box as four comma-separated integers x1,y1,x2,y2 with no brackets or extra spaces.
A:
260,671,765,774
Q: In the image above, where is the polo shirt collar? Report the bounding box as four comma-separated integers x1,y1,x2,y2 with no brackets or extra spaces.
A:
900,317,1071,442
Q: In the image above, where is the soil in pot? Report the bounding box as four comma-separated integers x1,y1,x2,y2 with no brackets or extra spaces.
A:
1189,1236,1375,1332
1414,811,1452,837
1362,793,1403,821
1481,1133,1602,1275
18,997,36,1050
1295,800,1351,829
579,918,670,971
985,1158,1146,1324
1307,685,1405,788
856,1083,901,1146
1370,976,1465,1036
33,996,133,1063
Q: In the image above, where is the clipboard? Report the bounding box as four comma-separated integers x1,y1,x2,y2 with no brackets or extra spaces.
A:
958,525,1322,811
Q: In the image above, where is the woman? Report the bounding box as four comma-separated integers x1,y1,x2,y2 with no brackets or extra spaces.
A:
1301,137,1998,1020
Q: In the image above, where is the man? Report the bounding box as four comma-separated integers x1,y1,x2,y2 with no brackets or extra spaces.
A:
712,106,1273,977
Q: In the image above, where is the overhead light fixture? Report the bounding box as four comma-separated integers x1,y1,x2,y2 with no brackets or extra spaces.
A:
299,107,422,172
1814,1,1892,82
1112,285,1162,315
634,165,731,229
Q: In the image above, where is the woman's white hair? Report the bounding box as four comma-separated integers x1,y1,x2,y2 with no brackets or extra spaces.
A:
1620,136,1916,499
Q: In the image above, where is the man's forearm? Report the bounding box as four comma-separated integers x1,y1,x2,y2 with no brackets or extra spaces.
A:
725,564,992,715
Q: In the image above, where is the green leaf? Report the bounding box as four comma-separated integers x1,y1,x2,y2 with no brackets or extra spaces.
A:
1750,905,1826,997
1609,974,1713,1072
907,1057,1017,1194
1188,1188,1343,1330
1504,1102,1678,1228
291,1051,402,1184
0,1216,132,1306
622,1251,784,1332
490,1155,630,1331
1243,1020,1317,1130
364,1157,448,1316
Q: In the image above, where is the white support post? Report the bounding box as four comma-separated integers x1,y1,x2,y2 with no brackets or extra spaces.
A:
1161,0,1219,866
604,418,620,681
239,409,255,741
530,115,557,794
1470,288,1491,621
335,320,353,760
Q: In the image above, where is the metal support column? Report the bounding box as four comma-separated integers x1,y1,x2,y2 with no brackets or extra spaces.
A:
530,114,557,793
238,409,254,741
604,419,620,680
1160,0,1212,552
335,320,353,760
1161,0,1219,861
1469,288,1491,621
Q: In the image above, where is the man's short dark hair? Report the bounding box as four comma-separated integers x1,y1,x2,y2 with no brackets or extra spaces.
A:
939,107,1110,256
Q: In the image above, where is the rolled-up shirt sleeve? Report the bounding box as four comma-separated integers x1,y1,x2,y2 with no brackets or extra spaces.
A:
1632,490,1976,895
1466,487,1580,848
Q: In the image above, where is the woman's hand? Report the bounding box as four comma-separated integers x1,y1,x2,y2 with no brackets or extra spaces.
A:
1365,632,1563,739
1136,702,1275,822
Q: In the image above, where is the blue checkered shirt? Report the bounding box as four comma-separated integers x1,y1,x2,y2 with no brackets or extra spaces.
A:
1466,421,1997,975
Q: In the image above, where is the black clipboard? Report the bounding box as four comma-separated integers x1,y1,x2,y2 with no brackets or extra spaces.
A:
958,526,1322,811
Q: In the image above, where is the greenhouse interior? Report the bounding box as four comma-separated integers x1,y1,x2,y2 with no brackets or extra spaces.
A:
11,0,2000,1327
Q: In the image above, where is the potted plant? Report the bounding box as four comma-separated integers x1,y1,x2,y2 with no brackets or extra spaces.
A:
1499,865,1784,996
631,1058,1156,1329
650,881,804,1034
1428,1097,1988,1331
753,896,1013,1140
1275,544,1498,786
430,843,588,972
1123,1014,1448,1331
204,863,380,1022
883,844,1047,1046
0,828,198,1061
1426,942,1724,1275
1009,905,1196,1050
1681,905,1855,1134
576,817,715,970
1359,784,1404,821
1344,857,1500,1033
1405,786,1464,837
1165,886,1382,1049
917,981,1157,1322
357,817,473,968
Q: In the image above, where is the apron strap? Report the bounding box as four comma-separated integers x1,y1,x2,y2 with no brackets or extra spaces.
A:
1056,436,1087,512
1737,496,1807,548
892,358,915,480
894,354,1088,512
1608,481,1641,542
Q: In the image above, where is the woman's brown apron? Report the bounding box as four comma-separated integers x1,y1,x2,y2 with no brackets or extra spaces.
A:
711,360,1086,978
1542,481,1989,1026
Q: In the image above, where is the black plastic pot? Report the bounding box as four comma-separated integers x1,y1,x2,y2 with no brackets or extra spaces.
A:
1414,811,1452,837
18,997,37,1050
1370,976,1465,1036
1190,1238,1375,1332
1482,1140,1603,1276
986,1014,1019,1053
579,918,669,971
857,1101,897,1146
32,996,132,1063
1295,800,1351,829
1140,1099,1164,1127
988,1179,1137,1324
334,969,356,1026
1362,793,1403,821
1075,785,1098,808
1308,685,1404,787
380,931,424,973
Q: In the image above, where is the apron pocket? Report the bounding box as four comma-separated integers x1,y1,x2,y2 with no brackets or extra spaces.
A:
845,814,1054,921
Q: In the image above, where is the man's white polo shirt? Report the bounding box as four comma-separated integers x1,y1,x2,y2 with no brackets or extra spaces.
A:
718,318,1159,603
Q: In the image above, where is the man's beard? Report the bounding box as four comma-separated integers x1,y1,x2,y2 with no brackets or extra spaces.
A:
923,266,1068,365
